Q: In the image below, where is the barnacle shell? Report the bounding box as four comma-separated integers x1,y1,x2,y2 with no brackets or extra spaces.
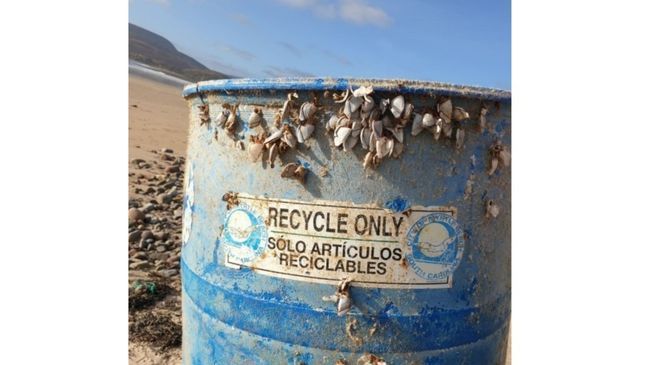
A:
344,96,362,117
334,127,352,147
282,128,297,148
361,95,375,113
369,131,377,152
363,151,375,169
264,129,283,145
442,121,453,138
300,123,315,140
486,200,500,218
391,141,404,158
456,129,465,149
421,113,435,128
352,85,373,97
411,113,424,136
327,115,339,131
452,107,470,122
375,137,390,159
479,106,488,132
248,142,264,162
488,157,499,175
432,119,442,140
371,119,383,137
267,143,278,168
388,127,404,143
334,89,350,103
379,98,390,114
280,99,292,122
336,115,351,129
281,162,299,178
401,103,415,123
299,102,317,122
381,115,394,129
351,120,363,137
438,98,453,122
293,125,304,144
499,148,511,167
248,108,263,128
464,175,474,200
343,134,358,151
360,127,371,149
225,106,238,132
390,95,405,118
337,293,352,316
214,110,229,127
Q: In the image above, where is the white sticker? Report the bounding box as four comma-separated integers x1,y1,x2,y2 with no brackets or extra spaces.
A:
220,194,464,289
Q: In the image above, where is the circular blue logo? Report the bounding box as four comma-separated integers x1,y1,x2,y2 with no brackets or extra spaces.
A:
406,213,464,282
221,203,268,263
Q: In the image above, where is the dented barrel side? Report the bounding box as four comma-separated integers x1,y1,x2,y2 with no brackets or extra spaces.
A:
180,78,511,364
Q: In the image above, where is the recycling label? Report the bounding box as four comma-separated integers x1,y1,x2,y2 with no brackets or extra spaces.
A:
220,194,464,289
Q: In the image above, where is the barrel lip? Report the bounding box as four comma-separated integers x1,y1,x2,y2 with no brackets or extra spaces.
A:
182,77,511,102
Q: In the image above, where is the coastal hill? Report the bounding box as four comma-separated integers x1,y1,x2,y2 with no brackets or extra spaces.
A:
129,23,230,82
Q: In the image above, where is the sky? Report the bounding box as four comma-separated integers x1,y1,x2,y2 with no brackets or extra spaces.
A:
129,0,511,90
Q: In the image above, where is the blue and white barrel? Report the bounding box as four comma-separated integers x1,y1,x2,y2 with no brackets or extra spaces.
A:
181,78,511,364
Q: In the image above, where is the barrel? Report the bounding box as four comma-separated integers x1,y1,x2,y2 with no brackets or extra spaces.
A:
180,78,511,364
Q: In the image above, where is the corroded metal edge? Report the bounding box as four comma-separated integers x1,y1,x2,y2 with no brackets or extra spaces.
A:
182,78,511,102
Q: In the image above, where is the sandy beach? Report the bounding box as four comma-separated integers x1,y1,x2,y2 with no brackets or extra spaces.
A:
129,73,189,161
129,71,188,365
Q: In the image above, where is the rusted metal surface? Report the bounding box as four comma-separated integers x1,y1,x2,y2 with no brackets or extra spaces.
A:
181,78,511,364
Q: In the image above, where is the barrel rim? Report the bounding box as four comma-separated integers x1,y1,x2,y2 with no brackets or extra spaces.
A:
182,77,511,102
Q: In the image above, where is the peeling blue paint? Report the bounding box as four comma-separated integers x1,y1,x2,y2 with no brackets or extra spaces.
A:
385,196,411,213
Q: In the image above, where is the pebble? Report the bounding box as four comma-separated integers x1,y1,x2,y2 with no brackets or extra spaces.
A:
157,269,178,278
165,165,180,174
128,230,142,243
132,252,147,260
129,261,152,270
143,203,157,213
161,148,174,154
128,208,145,223
155,245,168,253
149,252,170,261
140,230,155,242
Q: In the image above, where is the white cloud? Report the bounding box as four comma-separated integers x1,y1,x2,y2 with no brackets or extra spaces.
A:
276,0,391,27
339,0,391,26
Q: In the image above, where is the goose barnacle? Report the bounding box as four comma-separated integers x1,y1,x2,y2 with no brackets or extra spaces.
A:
248,107,263,128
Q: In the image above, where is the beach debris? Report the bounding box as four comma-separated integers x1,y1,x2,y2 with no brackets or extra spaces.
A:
322,277,353,316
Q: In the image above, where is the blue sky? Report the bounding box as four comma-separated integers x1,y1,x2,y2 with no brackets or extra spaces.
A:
129,0,510,89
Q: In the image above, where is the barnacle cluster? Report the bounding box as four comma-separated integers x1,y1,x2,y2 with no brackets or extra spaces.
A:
199,85,510,180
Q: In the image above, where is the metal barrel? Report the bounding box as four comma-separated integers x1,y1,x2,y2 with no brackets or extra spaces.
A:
181,78,511,364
